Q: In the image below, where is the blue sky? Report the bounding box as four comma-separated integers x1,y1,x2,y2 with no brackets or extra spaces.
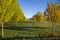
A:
18,0,58,18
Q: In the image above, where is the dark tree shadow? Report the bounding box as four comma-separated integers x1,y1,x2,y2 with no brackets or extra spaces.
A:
3,26,51,30
0,35,2,40
2,34,60,40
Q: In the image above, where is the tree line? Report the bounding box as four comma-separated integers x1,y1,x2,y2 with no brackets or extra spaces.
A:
30,3,60,23
0,0,60,24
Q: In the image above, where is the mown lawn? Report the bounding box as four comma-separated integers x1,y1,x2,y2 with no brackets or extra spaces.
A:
0,21,60,40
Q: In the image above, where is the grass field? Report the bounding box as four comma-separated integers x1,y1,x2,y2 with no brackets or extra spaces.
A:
0,21,60,40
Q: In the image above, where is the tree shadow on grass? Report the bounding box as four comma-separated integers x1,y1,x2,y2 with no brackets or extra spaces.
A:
0,33,49,40
3,26,51,30
0,35,2,39
2,34,60,40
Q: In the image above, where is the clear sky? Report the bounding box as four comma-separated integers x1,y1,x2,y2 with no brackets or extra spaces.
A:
18,0,58,18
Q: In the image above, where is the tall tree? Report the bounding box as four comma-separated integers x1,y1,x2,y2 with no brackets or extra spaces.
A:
0,0,25,37
44,3,60,23
0,0,14,37
11,0,25,23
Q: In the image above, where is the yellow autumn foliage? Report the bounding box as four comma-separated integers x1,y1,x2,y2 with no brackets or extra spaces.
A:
44,3,60,23
29,12,45,21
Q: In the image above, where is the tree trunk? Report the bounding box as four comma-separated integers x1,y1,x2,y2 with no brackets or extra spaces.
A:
2,22,4,38
16,22,17,26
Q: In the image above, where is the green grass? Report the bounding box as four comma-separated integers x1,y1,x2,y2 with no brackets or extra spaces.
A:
4,28,52,38
0,21,60,40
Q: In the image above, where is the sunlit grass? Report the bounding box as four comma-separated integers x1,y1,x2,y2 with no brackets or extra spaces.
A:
0,21,60,38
